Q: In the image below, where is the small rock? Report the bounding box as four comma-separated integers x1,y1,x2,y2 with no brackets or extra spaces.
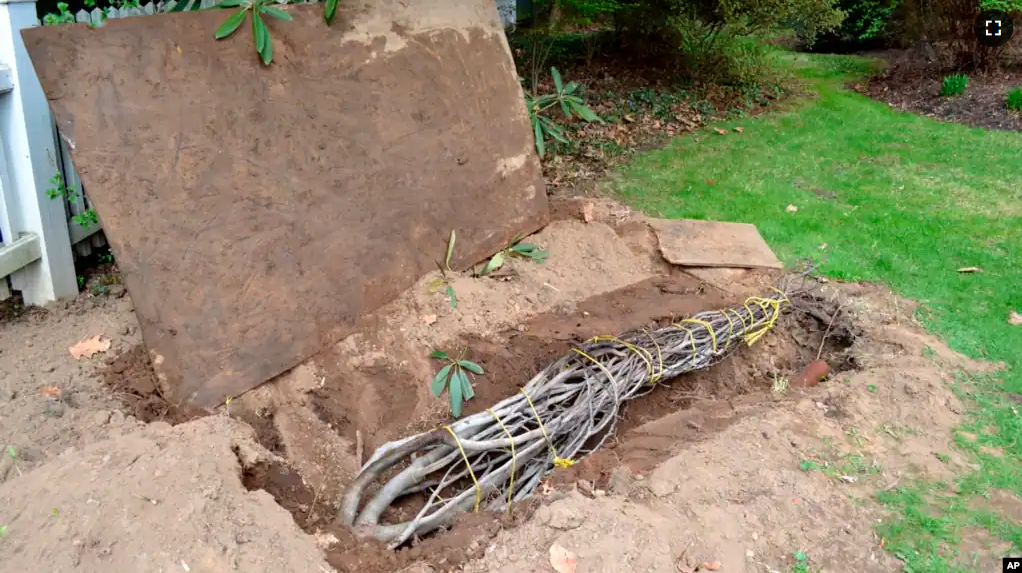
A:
109,410,126,425
41,364,56,373
538,502,586,530
0,388,16,402
116,299,134,314
44,401,65,418
903,383,918,396
94,410,111,426
120,325,131,336
108,284,126,298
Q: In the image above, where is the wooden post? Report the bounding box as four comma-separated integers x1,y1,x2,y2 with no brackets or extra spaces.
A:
0,0,78,305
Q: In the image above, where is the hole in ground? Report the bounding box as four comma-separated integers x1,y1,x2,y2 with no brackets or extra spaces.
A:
234,451,538,573
105,272,860,573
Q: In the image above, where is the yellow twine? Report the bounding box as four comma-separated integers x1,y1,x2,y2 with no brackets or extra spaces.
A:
642,328,665,383
444,426,483,512
488,408,516,511
589,335,663,384
675,318,718,352
740,294,784,347
720,309,736,350
520,388,575,469
672,323,699,366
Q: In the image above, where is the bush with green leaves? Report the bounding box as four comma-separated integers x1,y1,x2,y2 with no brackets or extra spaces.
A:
525,66,602,157
45,173,98,228
1007,87,1022,112
429,350,483,418
940,73,968,97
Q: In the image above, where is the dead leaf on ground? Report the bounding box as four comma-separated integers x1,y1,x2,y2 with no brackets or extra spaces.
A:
786,204,799,213
957,266,983,273
623,114,635,123
582,202,595,223
1010,311,1022,326
549,542,578,573
733,126,744,133
69,335,111,360
39,386,62,399
713,128,727,135
701,561,723,571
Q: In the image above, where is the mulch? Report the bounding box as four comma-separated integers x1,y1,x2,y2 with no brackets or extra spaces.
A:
858,49,1022,132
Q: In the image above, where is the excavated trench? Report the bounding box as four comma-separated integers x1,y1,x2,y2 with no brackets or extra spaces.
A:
103,274,859,573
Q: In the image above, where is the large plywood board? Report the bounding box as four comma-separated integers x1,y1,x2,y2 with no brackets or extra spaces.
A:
23,0,548,407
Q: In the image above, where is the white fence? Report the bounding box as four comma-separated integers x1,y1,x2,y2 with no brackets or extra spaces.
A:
0,0,517,305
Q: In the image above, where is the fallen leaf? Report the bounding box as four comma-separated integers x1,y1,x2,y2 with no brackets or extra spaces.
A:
786,204,799,213
714,128,727,135
69,335,111,360
623,114,635,123
549,543,578,573
582,202,595,223
39,386,62,399
701,561,722,571
733,126,744,133
1010,311,1022,326
421,314,437,326
957,266,983,273
705,179,716,186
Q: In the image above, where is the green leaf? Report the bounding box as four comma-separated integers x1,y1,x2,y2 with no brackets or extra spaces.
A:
568,101,603,123
166,0,196,12
6,445,15,458
218,0,245,7
551,66,563,93
449,368,464,417
560,99,571,118
430,364,453,397
478,251,505,276
260,5,292,20
458,360,483,375
456,368,474,401
446,284,457,309
427,277,445,293
533,118,545,158
511,242,537,254
214,8,247,39
253,11,272,65
445,229,456,269
531,248,550,263
429,350,449,360
324,0,338,24
563,81,579,95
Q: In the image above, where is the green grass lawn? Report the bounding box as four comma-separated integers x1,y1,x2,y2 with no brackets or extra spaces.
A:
610,51,1022,572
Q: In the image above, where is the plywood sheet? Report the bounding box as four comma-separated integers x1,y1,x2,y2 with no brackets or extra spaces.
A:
23,0,548,407
649,219,782,269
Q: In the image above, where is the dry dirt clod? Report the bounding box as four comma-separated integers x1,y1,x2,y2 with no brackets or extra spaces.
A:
549,542,578,573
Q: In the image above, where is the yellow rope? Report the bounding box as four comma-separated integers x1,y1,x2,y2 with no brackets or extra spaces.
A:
720,309,737,351
488,408,516,511
444,426,483,512
642,327,665,383
672,322,699,366
520,388,574,469
741,295,784,347
589,334,663,384
674,318,718,352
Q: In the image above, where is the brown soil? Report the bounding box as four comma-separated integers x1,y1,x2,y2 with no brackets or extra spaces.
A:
860,49,1022,131
3,195,1010,573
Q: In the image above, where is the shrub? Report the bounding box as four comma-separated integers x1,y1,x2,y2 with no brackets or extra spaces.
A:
940,73,968,96
1007,87,1022,111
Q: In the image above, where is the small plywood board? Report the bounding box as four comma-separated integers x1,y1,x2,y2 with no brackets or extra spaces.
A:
649,219,783,269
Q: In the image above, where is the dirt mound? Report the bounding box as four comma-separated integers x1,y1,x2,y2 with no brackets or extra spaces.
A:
0,415,332,572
